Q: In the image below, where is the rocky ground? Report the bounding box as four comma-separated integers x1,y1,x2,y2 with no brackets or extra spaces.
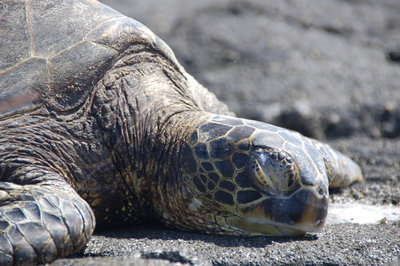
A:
53,0,399,264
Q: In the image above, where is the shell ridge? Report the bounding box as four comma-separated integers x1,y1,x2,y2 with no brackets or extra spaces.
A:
25,0,35,56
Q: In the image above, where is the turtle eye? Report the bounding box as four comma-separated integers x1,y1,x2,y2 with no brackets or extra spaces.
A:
249,148,299,192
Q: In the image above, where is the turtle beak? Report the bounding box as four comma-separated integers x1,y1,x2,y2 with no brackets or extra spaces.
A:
230,186,329,236
286,187,329,232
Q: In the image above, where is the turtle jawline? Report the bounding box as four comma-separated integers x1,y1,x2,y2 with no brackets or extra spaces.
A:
225,216,323,236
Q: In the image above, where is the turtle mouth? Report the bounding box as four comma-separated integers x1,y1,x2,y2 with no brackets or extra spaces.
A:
214,187,328,236
224,216,318,236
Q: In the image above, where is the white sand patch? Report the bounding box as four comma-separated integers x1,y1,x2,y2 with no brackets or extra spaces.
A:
327,203,400,224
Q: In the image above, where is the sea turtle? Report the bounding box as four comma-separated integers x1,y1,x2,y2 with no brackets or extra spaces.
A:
0,0,363,264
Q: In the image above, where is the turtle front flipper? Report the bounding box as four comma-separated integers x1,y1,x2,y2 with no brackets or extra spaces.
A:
311,141,363,188
0,179,95,265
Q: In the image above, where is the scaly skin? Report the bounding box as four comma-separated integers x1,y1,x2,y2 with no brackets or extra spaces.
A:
0,114,97,264
0,0,363,264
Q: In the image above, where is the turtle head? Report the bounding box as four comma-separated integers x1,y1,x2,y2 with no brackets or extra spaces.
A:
178,115,329,236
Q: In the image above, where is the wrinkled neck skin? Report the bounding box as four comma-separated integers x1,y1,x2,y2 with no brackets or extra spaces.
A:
91,45,216,225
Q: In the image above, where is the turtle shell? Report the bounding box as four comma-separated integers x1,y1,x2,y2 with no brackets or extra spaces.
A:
0,0,179,117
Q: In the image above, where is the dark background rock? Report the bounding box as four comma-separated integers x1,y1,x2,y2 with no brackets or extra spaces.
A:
54,0,400,265
103,0,400,140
